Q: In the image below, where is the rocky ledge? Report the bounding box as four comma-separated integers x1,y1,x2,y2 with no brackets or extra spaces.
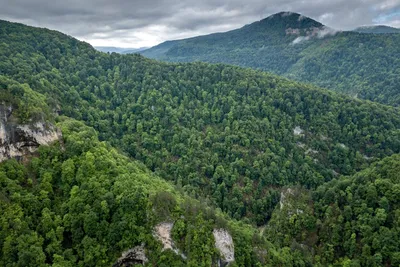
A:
0,104,61,162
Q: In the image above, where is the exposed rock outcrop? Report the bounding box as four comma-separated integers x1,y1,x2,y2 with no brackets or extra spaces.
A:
293,126,304,136
154,222,174,251
280,188,294,210
0,104,61,162
113,245,148,267
280,188,305,215
213,229,235,266
154,222,187,259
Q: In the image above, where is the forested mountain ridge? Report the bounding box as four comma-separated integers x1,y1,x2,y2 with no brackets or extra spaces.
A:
353,25,400,34
1,18,400,266
95,46,149,54
2,18,400,224
141,12,400,106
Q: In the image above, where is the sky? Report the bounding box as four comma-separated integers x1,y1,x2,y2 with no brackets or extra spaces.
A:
0,0,399,48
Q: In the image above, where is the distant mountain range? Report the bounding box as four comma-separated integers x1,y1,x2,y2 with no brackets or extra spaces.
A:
141,12,400,106
353,25,400,34
95,46,148,54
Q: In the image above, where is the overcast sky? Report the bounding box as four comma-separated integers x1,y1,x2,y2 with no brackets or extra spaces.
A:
0,0,399,48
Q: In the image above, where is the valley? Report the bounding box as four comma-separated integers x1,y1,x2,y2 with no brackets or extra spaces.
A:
0,10,399,267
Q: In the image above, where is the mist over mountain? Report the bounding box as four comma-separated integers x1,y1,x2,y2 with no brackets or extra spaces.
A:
142,12,400,107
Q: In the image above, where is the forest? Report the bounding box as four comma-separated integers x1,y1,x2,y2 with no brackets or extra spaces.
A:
0,18,400,266
142,12,400,107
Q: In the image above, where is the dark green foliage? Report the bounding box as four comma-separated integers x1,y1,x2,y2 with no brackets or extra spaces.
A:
266,155,400,266
141,12,400,106
1,19,400,226
1,18,400,266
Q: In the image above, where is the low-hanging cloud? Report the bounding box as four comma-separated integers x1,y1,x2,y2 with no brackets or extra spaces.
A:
0,0,398,47
292,26,340,45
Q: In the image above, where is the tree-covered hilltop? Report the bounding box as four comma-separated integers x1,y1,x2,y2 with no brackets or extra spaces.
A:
266,154,400,266
141,12,400,106
1,19,400,226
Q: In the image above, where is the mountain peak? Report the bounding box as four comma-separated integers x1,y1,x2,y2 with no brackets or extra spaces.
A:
273,11,302,18
261,11,324,29
240,11,325,37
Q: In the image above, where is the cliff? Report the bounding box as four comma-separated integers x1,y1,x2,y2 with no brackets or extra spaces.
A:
0,104,61,162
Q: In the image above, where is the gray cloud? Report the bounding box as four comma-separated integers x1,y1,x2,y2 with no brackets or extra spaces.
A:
0,0,399,47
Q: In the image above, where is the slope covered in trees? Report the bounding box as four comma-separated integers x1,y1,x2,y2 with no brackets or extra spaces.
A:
1,118,296,267
1,19,400,266
1,19,400,226
266,154,400,266
141,12,400,106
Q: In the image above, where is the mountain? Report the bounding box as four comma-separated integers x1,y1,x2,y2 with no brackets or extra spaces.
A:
121,47,149,54
95,46,149,54
1,18,400,266
95,46,132,53
141,12,400,107
142,12,327,60
353,25,400,34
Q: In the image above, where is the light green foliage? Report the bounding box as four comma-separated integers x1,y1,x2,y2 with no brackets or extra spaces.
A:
1,18,400,266
2,19,400,225
0,119,284,266
0,76,51,123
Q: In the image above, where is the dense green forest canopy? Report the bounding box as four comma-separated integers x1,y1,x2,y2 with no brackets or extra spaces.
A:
266,154,400,266
1,18,400,266
141,12,400,107
1,19,400,225
1,118,296,267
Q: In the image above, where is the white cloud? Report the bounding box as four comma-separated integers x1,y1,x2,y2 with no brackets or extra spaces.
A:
0,0,398,47
292,36,311,45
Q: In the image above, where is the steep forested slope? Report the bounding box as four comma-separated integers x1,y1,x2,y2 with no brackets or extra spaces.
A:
1,118,295,267
141,12,400,106
1,19,400,226
267,154,400,266
1,19,400,266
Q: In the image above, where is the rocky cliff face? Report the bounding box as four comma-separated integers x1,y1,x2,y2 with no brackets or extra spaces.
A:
0,104,61,162
213,229,235,266
112,245,148,267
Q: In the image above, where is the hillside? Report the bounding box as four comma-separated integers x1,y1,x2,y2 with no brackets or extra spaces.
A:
141,12,400,106
1,19,400,266
1,117,292,266
95,46,149,54
266,154,400,265
2,18,400,223
353,25,400,34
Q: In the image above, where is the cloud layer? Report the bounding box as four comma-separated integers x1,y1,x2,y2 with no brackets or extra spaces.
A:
0,0,399,47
